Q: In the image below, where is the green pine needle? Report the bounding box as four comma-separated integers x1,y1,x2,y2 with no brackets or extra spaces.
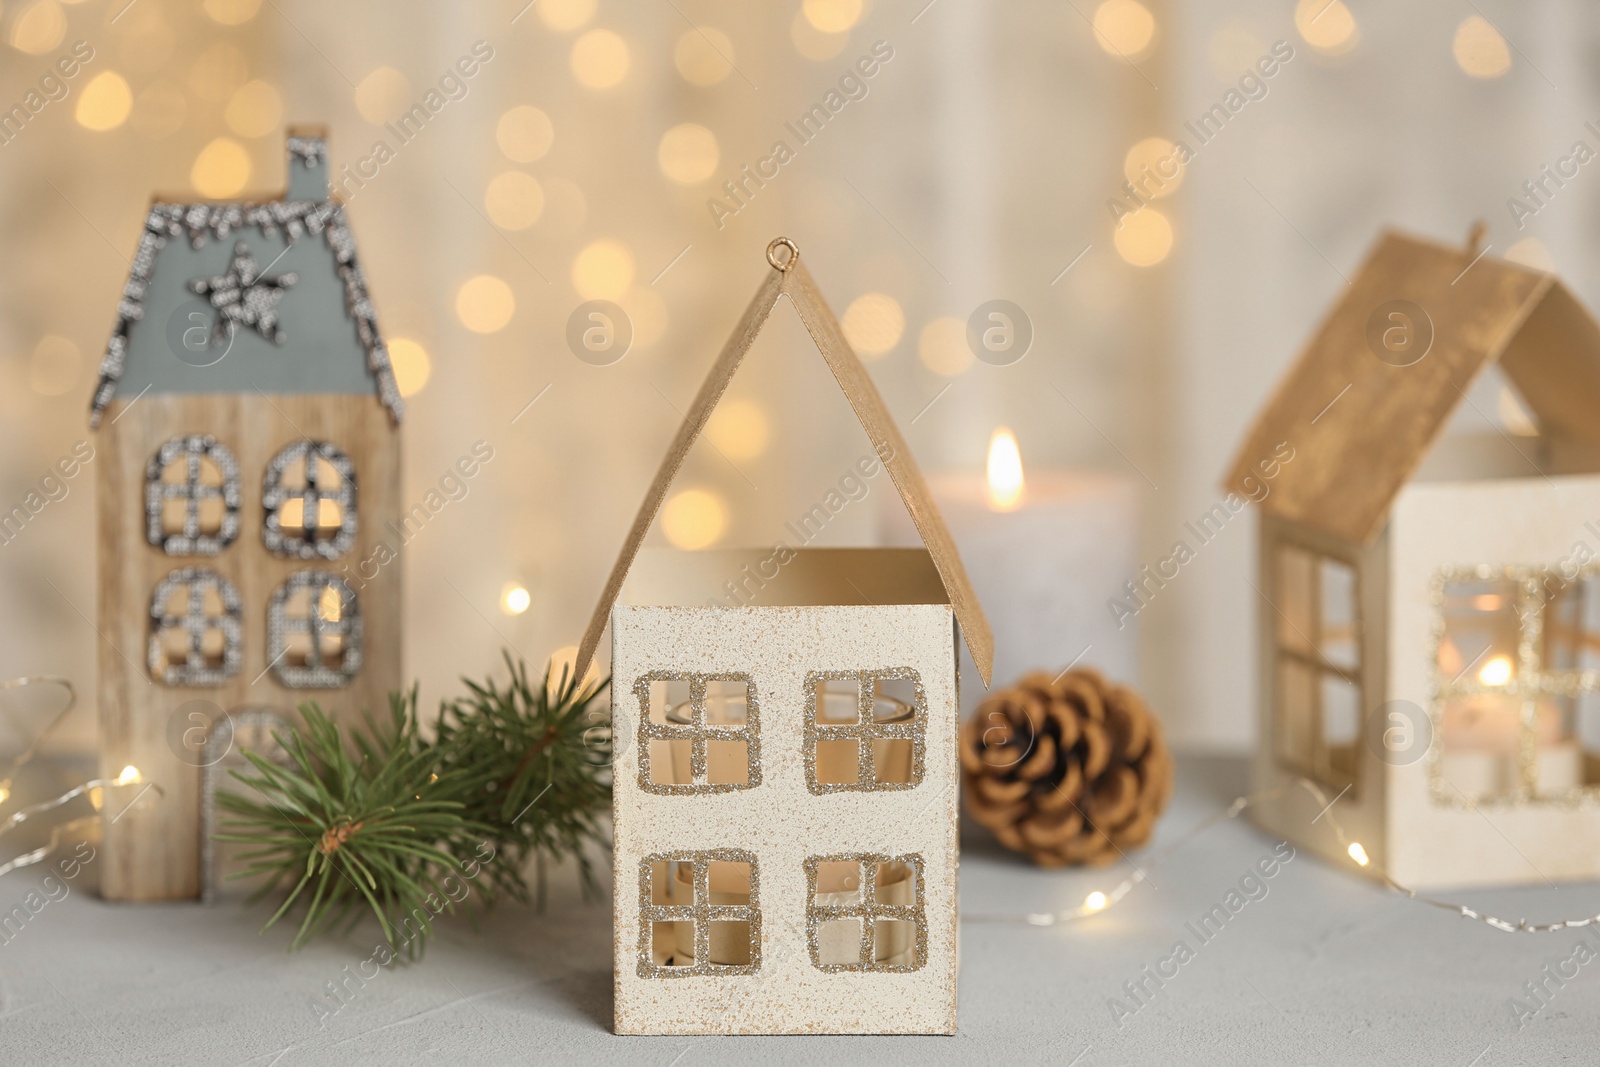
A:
434,652,612,909
215,655,612,956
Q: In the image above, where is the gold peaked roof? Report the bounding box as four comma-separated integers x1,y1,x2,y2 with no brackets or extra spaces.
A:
1224,229,1600,544
574,239,994,686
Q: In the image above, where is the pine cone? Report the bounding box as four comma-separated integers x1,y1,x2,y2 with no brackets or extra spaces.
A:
960,668,1172,868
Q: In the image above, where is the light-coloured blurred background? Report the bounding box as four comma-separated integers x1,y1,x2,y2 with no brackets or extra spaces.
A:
0,0,1585,755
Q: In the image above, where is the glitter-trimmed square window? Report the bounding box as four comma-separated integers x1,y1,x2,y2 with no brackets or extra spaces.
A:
635,673,760,794
638,850,761,977
148,568,242,686
262,440,357,560
805,853,926,973
1430,564,1600,804
803,669,926,793
145,434,241,556
268,571,361,688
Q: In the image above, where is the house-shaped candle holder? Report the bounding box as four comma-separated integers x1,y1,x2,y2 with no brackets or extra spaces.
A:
1227,228,1600,889
573,239,993,1034
89,130,402,901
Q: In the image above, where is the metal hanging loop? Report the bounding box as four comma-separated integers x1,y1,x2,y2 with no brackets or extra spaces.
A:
766,237,799,272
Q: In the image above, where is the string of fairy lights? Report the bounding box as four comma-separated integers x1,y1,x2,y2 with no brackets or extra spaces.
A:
0,675,159,878
1,667,1594,940
968,775,1600,935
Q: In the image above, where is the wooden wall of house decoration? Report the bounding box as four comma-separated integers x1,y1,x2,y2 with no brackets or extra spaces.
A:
573,238,994,1035
90,129,402,902
1226,227,1600,890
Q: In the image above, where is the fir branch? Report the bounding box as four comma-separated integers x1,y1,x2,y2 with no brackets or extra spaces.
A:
216,656,611,955
217,690,496,956
433,653,612,909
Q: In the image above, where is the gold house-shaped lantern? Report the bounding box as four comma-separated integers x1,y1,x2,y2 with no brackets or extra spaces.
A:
89,131,403,901
573,239,993,1035
1228,228,1600,889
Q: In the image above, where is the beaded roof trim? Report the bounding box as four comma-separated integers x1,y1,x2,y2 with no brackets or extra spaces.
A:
88,197,402,427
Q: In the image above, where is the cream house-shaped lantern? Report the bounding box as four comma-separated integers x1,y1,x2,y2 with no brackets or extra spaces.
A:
89,130,403,902
573,239,993,1035
1228,228,1600,890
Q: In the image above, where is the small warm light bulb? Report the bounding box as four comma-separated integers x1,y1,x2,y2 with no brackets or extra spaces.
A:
1454,15,1510,79
1084,890,1109,912
0,783,10,805
1092,0,1156,57
841,292,905,359
115,765,142,786
387,338,432,398
986,428,1026,512
455,275,516,334
1295,0,1358,56
1479,655,1514,687
571,29,630,90
1347,842,1370,867
661,488,728,550
500,583,532,616
1114,207,1174,266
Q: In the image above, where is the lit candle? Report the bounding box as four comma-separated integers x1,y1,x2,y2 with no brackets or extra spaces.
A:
985,428,1025,512
879,427,1140,707
1437,651,1579,796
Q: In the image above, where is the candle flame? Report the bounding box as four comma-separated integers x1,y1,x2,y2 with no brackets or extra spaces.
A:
986,427,1025,512
1479,655,1513,687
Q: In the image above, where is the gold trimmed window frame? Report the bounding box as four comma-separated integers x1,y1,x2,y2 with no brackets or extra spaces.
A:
802,667,927,794
637,849,761,978
804,852,927,973
1426,563,1600,807
634,672,761,795
1269,539,1363,794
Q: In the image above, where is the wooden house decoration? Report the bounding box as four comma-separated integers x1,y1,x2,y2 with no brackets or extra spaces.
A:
573,238,993,1035
1227,227,1600,890
89,129,402,902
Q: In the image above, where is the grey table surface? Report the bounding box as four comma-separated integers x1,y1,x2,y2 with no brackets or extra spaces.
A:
1,754,1595,1066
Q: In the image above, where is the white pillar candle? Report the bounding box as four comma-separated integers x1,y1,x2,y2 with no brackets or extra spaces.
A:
878,428,1139,712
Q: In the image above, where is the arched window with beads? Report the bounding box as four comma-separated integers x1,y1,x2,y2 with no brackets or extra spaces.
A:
148,568,243,686
268,571,362,688
145,435,241,556
262,440,357,560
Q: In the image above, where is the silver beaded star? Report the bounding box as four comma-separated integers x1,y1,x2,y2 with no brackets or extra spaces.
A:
188,241,299,346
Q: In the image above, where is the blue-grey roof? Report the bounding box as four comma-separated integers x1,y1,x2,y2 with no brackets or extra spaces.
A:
88,134,403,427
